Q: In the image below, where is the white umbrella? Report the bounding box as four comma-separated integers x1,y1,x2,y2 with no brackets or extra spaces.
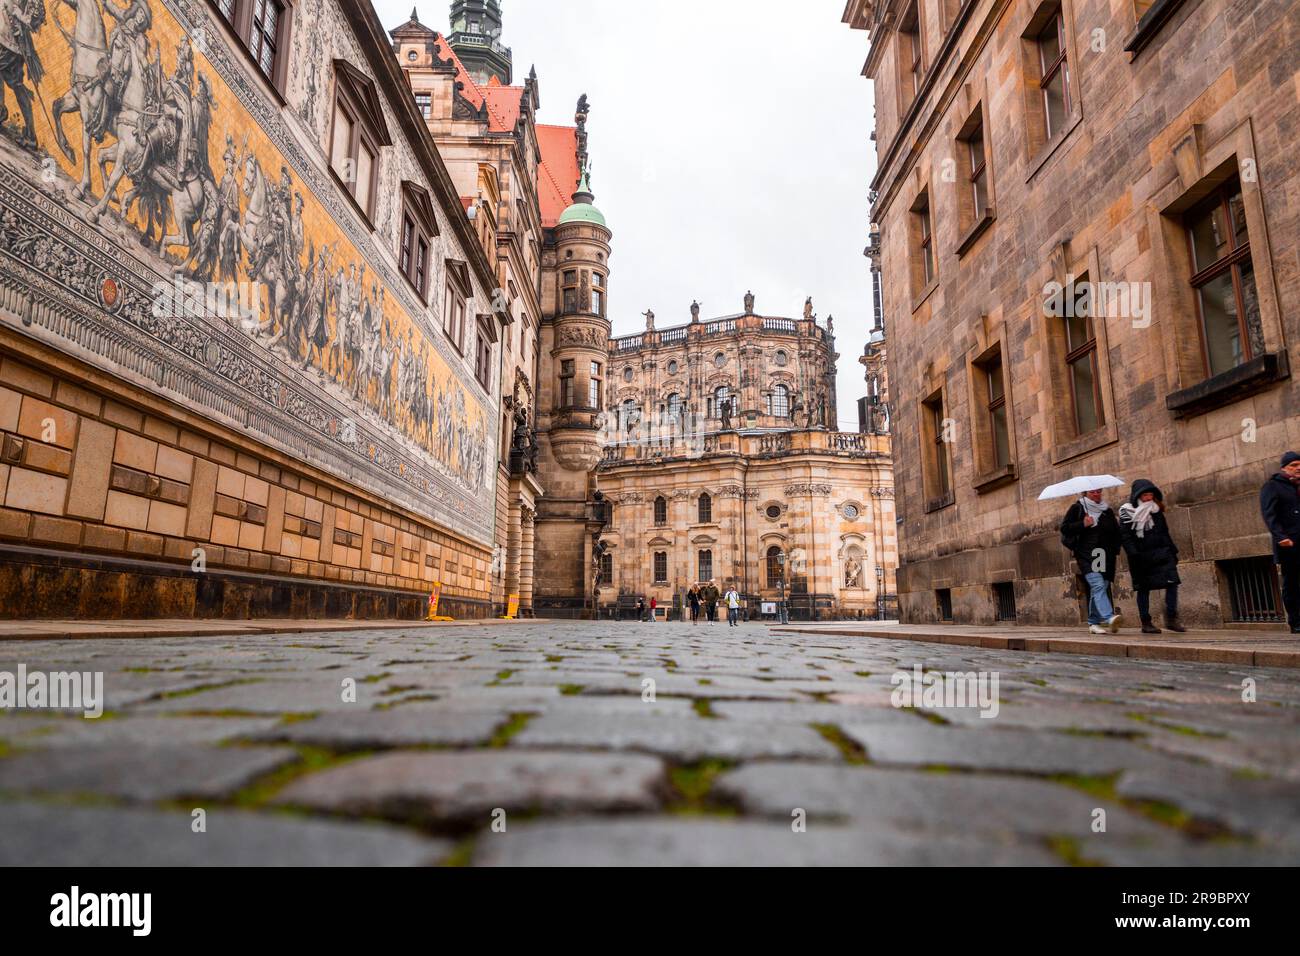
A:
1037,475,1126,501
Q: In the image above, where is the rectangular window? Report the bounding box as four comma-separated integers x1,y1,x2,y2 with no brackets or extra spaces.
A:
1063,275,1104,437
936,588,953,622
993,582,1017,621
1185,178,1260,379
331,96,378,218
475,329,492,390
248,0,282,79
923,390,952,505
983,353,1011,469
598,552,613,586
414,92,432,119
899,1,923,105
562,271,578,314
1036,9,1071,139
653,552,668,584
589,362,601,409
443,285,467,350
966,121,989,222
911,190,935,293
560,359,574,408
698,550,713,582
214,0,290,89
1219,557,1283,624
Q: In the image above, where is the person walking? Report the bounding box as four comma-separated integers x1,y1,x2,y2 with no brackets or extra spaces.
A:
703,581,719,625
648,596,657,623
687,585,701,624
1260,451,1300,634
724,585,741,627
1119,479,1185,634
636,597,646,623
1060,488,1123,633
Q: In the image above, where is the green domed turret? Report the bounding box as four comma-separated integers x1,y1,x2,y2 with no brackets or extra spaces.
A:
558,170,607,228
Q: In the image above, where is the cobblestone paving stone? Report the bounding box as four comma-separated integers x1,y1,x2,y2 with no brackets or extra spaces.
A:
1,621,1298,865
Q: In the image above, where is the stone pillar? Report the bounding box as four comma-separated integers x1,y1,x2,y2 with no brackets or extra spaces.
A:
504,494,522,607
518,506,536,614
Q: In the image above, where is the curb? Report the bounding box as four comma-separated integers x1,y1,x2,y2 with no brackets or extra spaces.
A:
770,626,1300,669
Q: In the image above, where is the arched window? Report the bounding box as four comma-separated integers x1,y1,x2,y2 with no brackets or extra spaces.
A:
653,495,667,525
653,551,668,584
766,546,784,587
767,384,790,418
698,493,713,524
698,549,713,582
709,386,730,419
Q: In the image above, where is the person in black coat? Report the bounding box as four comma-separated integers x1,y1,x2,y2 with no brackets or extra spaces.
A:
1119,479,1184,634
1060,489,1124,632
1260,451,1300,634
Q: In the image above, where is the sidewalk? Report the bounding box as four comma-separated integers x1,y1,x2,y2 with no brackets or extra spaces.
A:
770,622,1300,669
0,617,544,642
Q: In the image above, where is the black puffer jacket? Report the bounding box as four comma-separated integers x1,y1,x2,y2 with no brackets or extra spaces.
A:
1119,479,1181,591
1060,500,1122,580
1260,473,1300,563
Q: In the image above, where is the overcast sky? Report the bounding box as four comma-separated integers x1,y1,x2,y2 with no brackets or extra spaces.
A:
374,0,878,429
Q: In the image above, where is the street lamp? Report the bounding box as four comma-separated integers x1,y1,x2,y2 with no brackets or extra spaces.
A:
876,565,885,621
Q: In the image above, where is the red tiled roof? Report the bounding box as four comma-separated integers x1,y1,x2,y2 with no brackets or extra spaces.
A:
536,124,580,228
429,34,580,227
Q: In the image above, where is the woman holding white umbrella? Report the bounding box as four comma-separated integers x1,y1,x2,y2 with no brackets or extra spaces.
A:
1052,478,1124,634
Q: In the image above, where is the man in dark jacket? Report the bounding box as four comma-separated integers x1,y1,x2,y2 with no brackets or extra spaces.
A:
1119,479,1184,634
1060,489,1123,633
1260,451,1300,634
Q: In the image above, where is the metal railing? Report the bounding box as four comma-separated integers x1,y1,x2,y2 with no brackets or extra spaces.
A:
1221,557,1284,623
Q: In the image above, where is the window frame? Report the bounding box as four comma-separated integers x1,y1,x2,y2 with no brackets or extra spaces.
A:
1062,275,1106,439
398,181,438,302
329,61,391,225
697,493,713,525
1183,177,1258,380
559,359,575,409
698,549,713,583
1036,9,1071,140
210,0,294,96
653,551,668,585
653,496,667,526
442,260,471,352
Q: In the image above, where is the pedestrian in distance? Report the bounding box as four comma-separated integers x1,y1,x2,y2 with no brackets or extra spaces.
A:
649,596,657,623
724,584,741,626
1260,451,1300,634
703,580,719,624
1119,479,1185,634
1060,488,1124,634
636,596,646,622
687,585,701,624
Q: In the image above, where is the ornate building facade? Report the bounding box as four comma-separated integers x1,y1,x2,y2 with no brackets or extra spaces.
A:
570,297,897,620
0,0,504,617
844,0,1300,628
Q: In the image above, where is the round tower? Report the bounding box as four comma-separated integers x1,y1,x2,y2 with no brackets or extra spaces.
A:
547,169,613,472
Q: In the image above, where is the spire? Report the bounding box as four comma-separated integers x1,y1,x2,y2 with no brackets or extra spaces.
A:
410,6,419,20
572,168,594,206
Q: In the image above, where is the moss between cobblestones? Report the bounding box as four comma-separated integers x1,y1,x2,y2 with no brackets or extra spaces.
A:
440,835,478,867
153,679,259,701
558,684,584,696
1045,835,1103,867
545,655,564,663
692,699,717,719
811,724,868,765
909,708,950,726
1124,712,1227,738
854,671,872,678
697,678,713,686
1048,772,1237,841
226,745,370,809
665,759,740,816
488,712,536,748
486,670,515,686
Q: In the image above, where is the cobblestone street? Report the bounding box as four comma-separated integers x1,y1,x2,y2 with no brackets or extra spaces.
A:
2,621,1298,866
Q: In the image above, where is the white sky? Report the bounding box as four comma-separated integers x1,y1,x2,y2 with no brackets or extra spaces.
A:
373,0,878,429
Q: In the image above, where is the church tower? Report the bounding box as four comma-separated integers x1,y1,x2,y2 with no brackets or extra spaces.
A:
447,0,512,85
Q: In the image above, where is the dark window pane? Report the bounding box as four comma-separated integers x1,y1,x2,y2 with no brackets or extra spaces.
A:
1189,199,1232,273
1069,355,1101,435
1196,270,1245,376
